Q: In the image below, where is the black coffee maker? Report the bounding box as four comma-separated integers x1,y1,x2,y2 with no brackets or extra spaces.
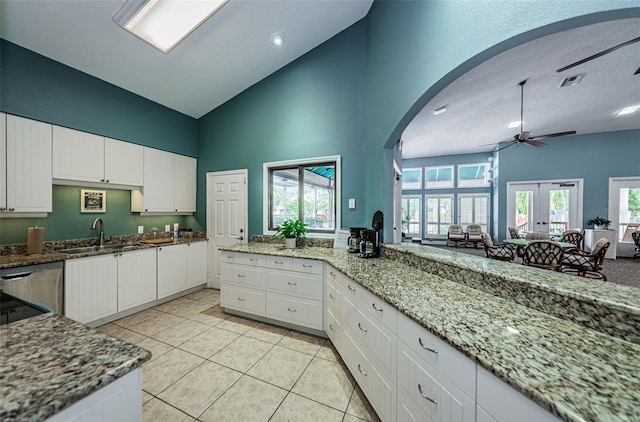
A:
358,211,383,258
348,227,367,253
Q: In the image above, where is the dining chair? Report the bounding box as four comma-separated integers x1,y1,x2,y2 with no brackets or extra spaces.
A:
631,231,640,261
447,224,465,248
522,240,564,272
482,233,514,261
508,227,521,239
465,224,483,248
562,238,611,280
559,229,584,249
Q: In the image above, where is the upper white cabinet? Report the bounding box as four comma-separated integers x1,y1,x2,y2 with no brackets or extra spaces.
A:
132,147,196,214
1,114,53,214
53,126,143,187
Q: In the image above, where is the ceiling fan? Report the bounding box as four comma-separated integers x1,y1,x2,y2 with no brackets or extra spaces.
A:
484,80,576,153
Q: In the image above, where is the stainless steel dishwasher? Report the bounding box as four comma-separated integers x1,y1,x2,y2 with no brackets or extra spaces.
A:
0,261,64,313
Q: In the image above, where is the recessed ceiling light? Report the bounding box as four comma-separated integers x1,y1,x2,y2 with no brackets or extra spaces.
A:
271,32,285,47
616,105,640,116
113,0,229,54
507,120,521,128
433,106,447,116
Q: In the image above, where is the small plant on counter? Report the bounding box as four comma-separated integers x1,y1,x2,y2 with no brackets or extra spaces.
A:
587,215,611,229
275,219,307,248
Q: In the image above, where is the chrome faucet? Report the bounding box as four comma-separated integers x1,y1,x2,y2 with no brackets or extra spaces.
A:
91,217,105,247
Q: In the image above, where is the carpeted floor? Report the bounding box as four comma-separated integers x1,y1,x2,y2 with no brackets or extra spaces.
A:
417,241,639,289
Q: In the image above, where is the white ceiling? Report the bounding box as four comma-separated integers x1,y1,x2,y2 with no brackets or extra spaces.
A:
401,18,640,159
1,0,373,119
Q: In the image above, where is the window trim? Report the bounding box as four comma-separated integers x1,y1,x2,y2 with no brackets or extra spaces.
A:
424,165,454,189
263,155,341,238
457,162,490,188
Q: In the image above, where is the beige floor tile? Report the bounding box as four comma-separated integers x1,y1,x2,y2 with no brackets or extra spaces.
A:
247,345,313,390
137,337,174,363
109,327,147,345
142,348,204,395
184,288,219,303
343,414,367,422
166,299,213,318
129,312,186,336
316,339,343,363
151,319,210,346
292,357,355,411
178,326,240,358
209,336,273,372
215,315,258,334
142,398,192,422
346,385,380,422
245,322,290,344
189,306,231,326
153,297,194,314
270,392,345,422
95,322,121,335
113,308,163,328
277,330,325,355
158,361,242,418
141,390,154,405
199,376,287,422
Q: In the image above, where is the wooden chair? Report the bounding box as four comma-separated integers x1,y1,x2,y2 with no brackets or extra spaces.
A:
562,238,611,280
631,231,640,261
482,233,514,261
447,224,465,248
465,224,483,248
522,240,564,272
559,229,584,249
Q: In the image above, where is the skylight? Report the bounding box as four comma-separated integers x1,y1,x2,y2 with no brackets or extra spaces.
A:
113,0,229,54
616,105,640,116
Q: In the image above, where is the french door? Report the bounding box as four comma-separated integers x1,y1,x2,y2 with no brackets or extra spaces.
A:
608,177,640,257
507,180,582,236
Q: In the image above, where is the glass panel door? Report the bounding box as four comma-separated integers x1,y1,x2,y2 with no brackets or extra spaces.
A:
425,194,453,236
401,196,421,237
608,177,640,257
459,194,489,233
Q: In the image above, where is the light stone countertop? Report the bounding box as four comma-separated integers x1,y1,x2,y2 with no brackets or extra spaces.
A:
220,242,640,422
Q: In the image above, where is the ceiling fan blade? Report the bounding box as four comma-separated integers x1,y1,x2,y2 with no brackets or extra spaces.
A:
556,36,640,73
518,131,532,141
522,140,548,148
528,131,577,140
494,141,518,153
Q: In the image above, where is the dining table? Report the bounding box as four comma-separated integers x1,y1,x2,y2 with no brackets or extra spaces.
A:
504,238,577,249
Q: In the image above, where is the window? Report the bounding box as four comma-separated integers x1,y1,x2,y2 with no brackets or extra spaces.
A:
402,168,422,190
401,195,421,237
264,156,340,236
425,165,454,189
425,194,453,236
458,163,489,187
459,194,490,233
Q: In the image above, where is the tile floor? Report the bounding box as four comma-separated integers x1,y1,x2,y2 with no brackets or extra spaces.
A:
98,288,380,422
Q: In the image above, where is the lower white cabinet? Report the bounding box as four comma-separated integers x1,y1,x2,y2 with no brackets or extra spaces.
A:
117,248,157,312
157,243,188,299
65,254,118,324
220,284,266,316
186,241,208,288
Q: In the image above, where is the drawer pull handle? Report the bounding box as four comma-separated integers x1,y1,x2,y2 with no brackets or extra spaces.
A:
357,364,367,376
237,297,245,302
227,256,234,259
249,258,258,262
418,338,438,354
418,384,438,404
347,285,356,292
329,324,335,331
329,293,335,300
288,282,297,286
287,307,297,312
358,323,367,333
329,271,336,278
275,261,283,265
237,274,246,278
372,303,383,313
302,264,312,268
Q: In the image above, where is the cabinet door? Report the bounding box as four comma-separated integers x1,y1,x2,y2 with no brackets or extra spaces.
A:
0,113,6,211
186,242,207,288
52,125,104,182
65,254,118,324
104,138,143,186
5,115,53,212
118,248,157,312
157,244,187,299
141,147,175,212
174,154,196,212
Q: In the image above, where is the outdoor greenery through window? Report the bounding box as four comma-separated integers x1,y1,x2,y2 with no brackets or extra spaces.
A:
269,162,336,233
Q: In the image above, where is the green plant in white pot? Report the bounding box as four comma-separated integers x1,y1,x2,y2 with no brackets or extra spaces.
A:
275,219,308,248
587,215,611,230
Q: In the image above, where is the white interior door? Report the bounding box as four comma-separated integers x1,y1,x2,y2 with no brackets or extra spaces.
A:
207,170,247,289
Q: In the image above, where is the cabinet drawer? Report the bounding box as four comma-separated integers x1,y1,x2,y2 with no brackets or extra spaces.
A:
326,265,350,288
339,277,395,333
398,341,475,422
292,258,323,275
325,280,342,314
342,297,396,379
266,270,322,300
325,307,343,351
220,283,265,316
266,256,293,270
398,313,475,398
265,292,323,330
221,264,265,289
221,252,265,267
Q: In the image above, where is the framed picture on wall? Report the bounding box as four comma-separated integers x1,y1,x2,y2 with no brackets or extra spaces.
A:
81,189,106,213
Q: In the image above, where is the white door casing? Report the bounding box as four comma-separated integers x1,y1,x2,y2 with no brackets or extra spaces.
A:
207,170,248,288
608,176,640,257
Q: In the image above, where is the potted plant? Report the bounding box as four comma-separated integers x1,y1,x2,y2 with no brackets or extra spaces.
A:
587,215,611,230
275,219,308,248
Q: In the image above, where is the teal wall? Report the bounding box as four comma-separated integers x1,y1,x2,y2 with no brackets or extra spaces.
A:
196,20,367,237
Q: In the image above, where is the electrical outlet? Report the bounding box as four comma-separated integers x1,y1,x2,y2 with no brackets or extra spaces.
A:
137,226,144,234
165,224,171,232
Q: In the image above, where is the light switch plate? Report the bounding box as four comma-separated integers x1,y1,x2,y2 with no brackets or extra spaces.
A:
349,198,356,209
165,224,171,232
137,226,144,234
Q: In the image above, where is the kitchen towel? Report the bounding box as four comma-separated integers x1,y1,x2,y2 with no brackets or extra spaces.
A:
27,226,44,254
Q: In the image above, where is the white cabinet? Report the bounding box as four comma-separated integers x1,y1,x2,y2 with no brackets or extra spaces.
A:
157,243,188,299
52,126,143,186
118,248,157,312
186,241,208,288
584,229,617,259
221,252,267,316
132,147,196,213
1,114,52,214
65,254,118,324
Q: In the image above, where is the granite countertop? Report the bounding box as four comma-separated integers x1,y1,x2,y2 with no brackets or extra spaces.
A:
221,243,640,422
0,313,151,421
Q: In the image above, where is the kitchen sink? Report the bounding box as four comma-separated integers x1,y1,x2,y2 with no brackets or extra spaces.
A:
58,244,135,254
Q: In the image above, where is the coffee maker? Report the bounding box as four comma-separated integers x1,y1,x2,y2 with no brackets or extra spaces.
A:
358,211,383,258
348,227,367,253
